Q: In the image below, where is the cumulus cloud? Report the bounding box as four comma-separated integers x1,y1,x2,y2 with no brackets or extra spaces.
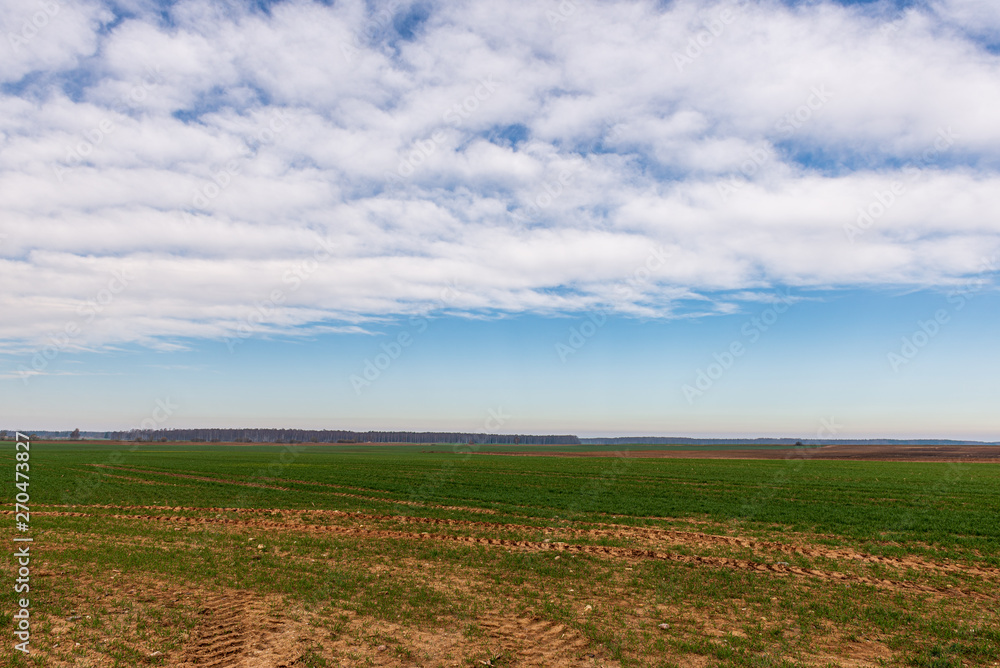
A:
0,0,998,350
1,0,112,83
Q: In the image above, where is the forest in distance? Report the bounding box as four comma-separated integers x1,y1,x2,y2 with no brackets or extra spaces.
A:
5,428,998,446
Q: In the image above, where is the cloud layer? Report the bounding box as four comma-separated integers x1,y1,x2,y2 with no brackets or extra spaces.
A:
1,0,999,350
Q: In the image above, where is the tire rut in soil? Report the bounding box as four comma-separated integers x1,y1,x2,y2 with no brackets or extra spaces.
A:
32,510,995,602
480,616,593,666
185,594,249,667
181,593,291,667
32,502,999,581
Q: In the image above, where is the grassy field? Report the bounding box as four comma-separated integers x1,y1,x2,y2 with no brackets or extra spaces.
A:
2,441,999,667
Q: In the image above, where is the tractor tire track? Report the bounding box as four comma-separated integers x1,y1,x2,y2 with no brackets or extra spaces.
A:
479,616,592,665
21,510,994,601
29,503,999,581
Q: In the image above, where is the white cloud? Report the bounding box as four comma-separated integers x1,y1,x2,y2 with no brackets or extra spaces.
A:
0,0,998,350
932,0,1000,40
1,0,112,83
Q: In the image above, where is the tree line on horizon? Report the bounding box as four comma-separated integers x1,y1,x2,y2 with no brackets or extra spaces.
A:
97,428,582,445
3,430,994,446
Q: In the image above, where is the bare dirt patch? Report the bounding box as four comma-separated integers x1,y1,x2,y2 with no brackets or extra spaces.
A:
27,504,1000,582
177,591,298,668
478,616,594,666
19,562,617,668
21,509,993,602
19,507,994,668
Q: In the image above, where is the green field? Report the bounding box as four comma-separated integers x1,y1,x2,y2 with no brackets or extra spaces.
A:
3,442,999,667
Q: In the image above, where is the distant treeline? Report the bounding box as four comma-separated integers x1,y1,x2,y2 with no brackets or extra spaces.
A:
92,429,582,445
6,430,996,446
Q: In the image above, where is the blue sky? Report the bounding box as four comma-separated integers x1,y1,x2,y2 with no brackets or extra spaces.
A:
5,287,998,439
1,0,998,439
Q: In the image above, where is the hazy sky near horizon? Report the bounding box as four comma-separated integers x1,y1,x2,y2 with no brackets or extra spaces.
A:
1,0,998,439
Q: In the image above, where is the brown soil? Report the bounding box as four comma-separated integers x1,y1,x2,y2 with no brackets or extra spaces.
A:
177,591,297,668
30,503,1000,581
16,508,993,602
16,498,996,668
478,616,593,665
21,565,620,668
